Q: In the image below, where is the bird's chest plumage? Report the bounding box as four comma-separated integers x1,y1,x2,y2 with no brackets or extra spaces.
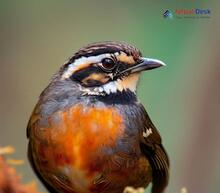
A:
30,103,151,193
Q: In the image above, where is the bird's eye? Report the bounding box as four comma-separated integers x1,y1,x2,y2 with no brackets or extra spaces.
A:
100,58,116,71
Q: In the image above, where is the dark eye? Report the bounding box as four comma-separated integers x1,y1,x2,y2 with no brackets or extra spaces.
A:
100,58,116,71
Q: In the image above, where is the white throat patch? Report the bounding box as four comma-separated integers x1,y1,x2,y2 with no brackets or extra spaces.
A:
80,73,140,96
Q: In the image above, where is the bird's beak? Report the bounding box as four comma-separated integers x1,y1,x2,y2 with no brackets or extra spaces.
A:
117,57,166,77
128,57,166,73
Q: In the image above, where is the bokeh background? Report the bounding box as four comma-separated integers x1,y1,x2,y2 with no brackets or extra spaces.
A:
1,1,220,193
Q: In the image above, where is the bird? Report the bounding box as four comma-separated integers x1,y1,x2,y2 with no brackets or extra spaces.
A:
27,41,169,193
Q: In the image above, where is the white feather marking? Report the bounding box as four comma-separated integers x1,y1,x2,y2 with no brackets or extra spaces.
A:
62,54,110,79
102,82,117,94
143,128,153,138
80,73,140,96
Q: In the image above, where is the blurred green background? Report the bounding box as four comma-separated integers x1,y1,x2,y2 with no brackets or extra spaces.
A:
1,0,220,193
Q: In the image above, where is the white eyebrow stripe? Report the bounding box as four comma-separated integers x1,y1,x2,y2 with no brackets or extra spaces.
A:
61,51,128,80
62,53,110,79
73,54,110,67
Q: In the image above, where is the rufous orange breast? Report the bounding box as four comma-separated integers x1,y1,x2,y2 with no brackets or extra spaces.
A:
29,104,151,193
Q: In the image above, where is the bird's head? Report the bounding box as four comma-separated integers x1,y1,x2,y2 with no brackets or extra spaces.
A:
59,41,165,96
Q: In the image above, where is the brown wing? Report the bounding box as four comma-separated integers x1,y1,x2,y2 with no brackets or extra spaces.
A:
139,105,169,193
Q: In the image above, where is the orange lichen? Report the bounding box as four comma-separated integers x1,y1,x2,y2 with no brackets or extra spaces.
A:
0,148,41,193
0,146,15,155
7,159,25,165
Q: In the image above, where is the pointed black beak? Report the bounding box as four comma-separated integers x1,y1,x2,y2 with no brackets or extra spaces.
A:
117,57,166,77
